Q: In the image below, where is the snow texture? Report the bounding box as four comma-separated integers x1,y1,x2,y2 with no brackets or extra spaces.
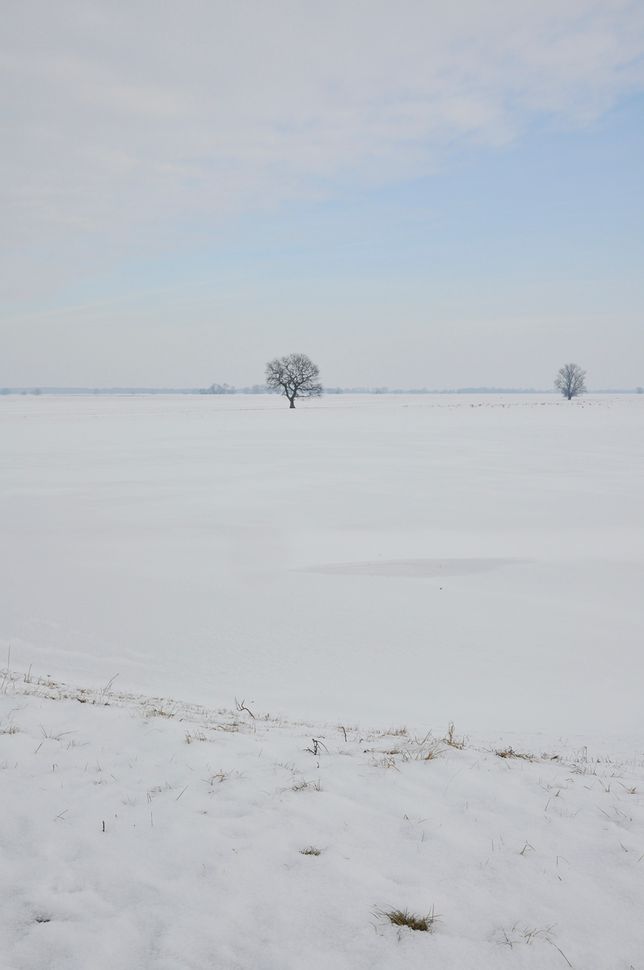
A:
1,393,643,967
1,674,643,970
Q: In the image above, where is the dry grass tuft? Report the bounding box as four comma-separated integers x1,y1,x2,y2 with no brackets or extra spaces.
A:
300,846,321,856
495,747,534,761
372,755,400,770
420,743,442,761
444,721,465,749
291,779,322,792
380,907,439,932
401,734,443,762
496,923,572,964
145,705,175,719
206,769,240,786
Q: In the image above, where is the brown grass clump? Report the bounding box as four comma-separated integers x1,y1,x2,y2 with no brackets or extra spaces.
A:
380,907,439,932
495,747,534,761
444,722,465,749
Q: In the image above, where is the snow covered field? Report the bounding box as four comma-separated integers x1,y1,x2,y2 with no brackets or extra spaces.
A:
2,393,644,968
2,393,643,734
2,673,643,970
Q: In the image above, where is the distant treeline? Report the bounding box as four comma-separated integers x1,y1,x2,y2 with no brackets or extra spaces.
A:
196,383,643,395
2,385,643,396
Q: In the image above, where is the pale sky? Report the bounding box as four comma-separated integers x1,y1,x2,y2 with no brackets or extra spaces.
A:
2,1,644,388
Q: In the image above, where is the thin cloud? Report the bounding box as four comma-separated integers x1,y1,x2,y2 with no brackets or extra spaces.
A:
3,0,644,248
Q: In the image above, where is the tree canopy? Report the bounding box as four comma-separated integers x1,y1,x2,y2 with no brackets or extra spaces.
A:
554,363,587,400
265,354,323,408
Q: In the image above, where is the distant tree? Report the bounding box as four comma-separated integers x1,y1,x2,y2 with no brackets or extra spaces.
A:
636,386,643,395
265,353,322,408
201,382,236,395
554,363,587,400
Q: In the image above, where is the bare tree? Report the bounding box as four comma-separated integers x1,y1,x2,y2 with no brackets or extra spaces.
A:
554,363,587,400
265,353,323,408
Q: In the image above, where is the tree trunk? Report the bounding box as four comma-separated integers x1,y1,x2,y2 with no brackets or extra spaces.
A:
289,397,296,408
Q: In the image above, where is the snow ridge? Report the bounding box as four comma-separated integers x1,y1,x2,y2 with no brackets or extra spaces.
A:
2,669,643,969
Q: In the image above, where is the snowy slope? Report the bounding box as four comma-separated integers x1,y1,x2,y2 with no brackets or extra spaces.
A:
2,671,643,970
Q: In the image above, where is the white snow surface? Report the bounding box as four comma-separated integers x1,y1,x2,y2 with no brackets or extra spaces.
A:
1,675,643,970
2,393,644,968
2,393,643,735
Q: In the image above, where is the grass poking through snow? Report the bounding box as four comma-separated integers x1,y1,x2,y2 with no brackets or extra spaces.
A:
495,746,535,761
379,907,440,932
